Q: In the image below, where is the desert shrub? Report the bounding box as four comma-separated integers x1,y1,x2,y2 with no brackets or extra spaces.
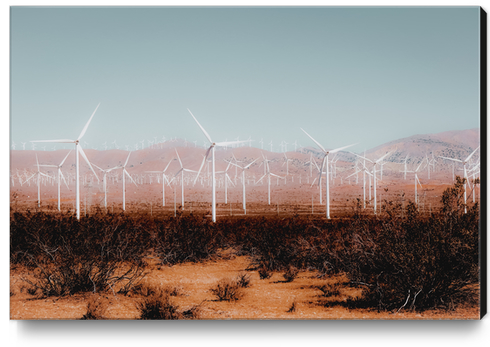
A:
287,301,297,313
236,272,251,288
335,178,480,312
283,265,299,283
11,211,148,296
258,263,273,280
81,295,109,320
130,281,160,297
317,282,341,298
210,278,244,301
153,215,222,265
181,301,205,319
137,292,182,320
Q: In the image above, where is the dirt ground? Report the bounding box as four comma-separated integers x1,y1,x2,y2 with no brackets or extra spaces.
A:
10,248,480,320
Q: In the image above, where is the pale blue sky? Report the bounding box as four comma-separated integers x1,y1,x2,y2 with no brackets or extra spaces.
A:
10,6,481,152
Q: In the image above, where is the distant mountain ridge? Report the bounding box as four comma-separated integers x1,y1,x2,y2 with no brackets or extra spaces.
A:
10,128,480,175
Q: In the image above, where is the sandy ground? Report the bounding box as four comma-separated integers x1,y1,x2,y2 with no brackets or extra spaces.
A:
10,250,479,320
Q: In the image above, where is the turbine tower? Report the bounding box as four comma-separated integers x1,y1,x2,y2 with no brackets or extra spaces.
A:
301,128,357,219
38,151,72,211
438,146,480,213
188,109,246,222
31,103,101,220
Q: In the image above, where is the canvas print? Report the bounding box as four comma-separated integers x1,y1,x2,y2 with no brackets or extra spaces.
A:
10,6,483,320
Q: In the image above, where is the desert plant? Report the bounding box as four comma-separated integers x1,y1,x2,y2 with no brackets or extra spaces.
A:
317,282,341,298
210,278,244,301
283,265,299,282
81,295,109,320
236,272,251,288
258,265,272,280
287,301,297,313
137,292,182,320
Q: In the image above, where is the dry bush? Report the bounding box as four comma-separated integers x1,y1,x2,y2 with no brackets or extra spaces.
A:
236,272,251,288
287,301,297,313
283,265,299,283
137,292,182,320
317,282,342,298
258,263,272,280
130,281,160,297
210,278,244,301
81,295,109,320
163,285,184,297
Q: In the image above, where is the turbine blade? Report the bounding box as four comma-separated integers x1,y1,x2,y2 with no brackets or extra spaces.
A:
175,149,183,168
163,158,174,172
193,146,211,185
174,168,184,178
256,174,266,184
60,150,72,166
215,140,249,147
60,170,69,189
226,173,235,187
24,173,36,183
270,173,284,179
330,142,358,154
124,152,132,167
300,128,326,152
124,169,137,186
350,152,373,163
31,139,75,143
78,145,100,182
438,156,462,163
375,151,392,163
245,158,258,169
465,146,480,162
78,103,100,140
188,109,213,143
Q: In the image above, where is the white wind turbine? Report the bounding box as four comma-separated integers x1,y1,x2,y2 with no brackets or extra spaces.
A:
93,163,121,209
301,128,357,219
438,146,480,213
117,152,137,211
405,160,425,207
31,104,100,219
256,154,284,205
226,158,258,214
215,161,235,204
173,149,199,209
352,151,392,215
25,154,55,208
146,158,174,207
38,151,72,211
188,109,247,222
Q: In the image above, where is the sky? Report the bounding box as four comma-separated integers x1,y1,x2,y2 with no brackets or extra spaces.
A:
9,6,481,153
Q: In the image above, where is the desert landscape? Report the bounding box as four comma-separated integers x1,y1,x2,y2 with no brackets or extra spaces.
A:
9,128,481,320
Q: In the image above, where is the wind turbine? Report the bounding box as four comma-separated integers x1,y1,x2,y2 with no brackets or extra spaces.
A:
352,151,392,215
215,161,235,204
25,154,54,208
173,149,200,209
256,154,284,205
93,163,121,209
116,152,137,211
301,128,357,219
226,158,258,214
405,160,425,207
146,158,174,207
188,109,247,222
31,103,100,220
438,146,480,213
38,151,72,211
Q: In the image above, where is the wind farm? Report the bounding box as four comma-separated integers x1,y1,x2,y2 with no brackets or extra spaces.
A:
9,7,482,324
